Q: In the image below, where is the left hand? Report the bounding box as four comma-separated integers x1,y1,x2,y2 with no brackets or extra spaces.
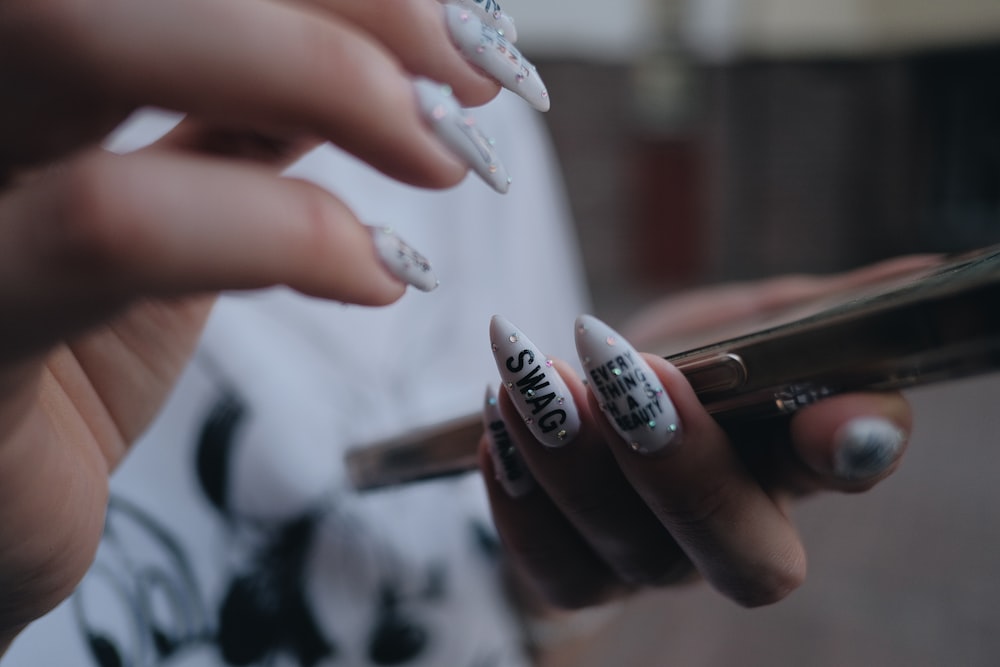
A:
479,259,930,610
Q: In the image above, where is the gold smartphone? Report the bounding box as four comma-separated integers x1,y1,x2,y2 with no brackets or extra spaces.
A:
346,245,1000,491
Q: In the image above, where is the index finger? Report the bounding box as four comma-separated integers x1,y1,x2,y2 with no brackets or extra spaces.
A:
9,0,467,188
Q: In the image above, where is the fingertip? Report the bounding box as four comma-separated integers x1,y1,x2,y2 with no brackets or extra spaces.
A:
725,540,808,608
791,393,911,488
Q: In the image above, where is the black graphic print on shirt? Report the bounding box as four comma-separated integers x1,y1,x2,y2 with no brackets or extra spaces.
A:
72,389,506,667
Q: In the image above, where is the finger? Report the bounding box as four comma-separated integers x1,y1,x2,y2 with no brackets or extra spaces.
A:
623,254,945,350
575,315,806,607
480,388,626,609
788,392,911,492
7,0,468,187
300,0,502,106
486,317,695,606
302,0,548,110
154,120,322,168
0,148,441,359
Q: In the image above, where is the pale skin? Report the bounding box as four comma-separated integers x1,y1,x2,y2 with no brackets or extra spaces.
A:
482,259,926,610
1,0,917,657
0,0,499,652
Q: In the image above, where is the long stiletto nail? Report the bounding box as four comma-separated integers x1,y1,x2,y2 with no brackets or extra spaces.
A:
490,315,580,447
413,78,511,193
444,5,549,112
444,0,518,42
575,314,681,455
832,417,905,481
484,386,534,497
369,225,439,292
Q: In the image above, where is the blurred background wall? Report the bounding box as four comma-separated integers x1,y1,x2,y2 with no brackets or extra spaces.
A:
511,0,1000,321
501,1,1000,665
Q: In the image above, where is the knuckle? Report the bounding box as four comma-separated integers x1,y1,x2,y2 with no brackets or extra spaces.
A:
50,154,134,268
292,181,339,260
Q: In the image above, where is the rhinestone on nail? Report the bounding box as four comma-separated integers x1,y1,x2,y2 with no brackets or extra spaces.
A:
508,334,518,343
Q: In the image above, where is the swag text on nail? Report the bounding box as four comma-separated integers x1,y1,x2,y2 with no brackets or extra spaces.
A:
504,349,568,435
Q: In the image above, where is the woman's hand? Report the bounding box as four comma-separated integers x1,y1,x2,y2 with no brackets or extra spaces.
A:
481,258,935,610
0,0,539,650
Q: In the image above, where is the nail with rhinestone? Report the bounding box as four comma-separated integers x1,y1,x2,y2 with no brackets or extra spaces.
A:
368,225,439,292
832,417,906,481
443,5,549,112
490,315,580,448
574,314,681,455
443,0,518,42
413,77,511,193
483,386,535,497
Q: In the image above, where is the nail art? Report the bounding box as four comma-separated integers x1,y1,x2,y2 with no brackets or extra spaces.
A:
484,385,534,497
413,78,511,194
444,0,518,42
489,315,580,447
368,225,439,292
832,417,905,481
443,5,549,112
575,314,681,455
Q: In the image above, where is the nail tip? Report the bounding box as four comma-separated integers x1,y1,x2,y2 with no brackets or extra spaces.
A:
833,417,905,480
489,315,581,448
369,225,439,293
574,313,681,455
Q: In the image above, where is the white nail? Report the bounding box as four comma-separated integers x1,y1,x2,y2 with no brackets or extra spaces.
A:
413,78,511,194
369,225,439,292
443,0,518,42
833,417,905,481
490,315,580,447
484,385,534,497
444,5,549,112
575,314,681,455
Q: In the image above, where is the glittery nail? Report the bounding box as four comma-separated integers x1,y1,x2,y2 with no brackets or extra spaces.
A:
443,5,549,112
443,0,518,42
574,314,681,455
832,417,905,481
368,225,439,292
483,385,534,497
490,315,580,447
413,78,511,193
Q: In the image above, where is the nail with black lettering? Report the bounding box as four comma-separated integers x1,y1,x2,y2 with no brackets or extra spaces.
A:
575,314,681,456
413,78,511,193
832,417,905,481
369,225,439,292
444,6,549,112
484,385,534,497
490,315,581,448
444,0,518,42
